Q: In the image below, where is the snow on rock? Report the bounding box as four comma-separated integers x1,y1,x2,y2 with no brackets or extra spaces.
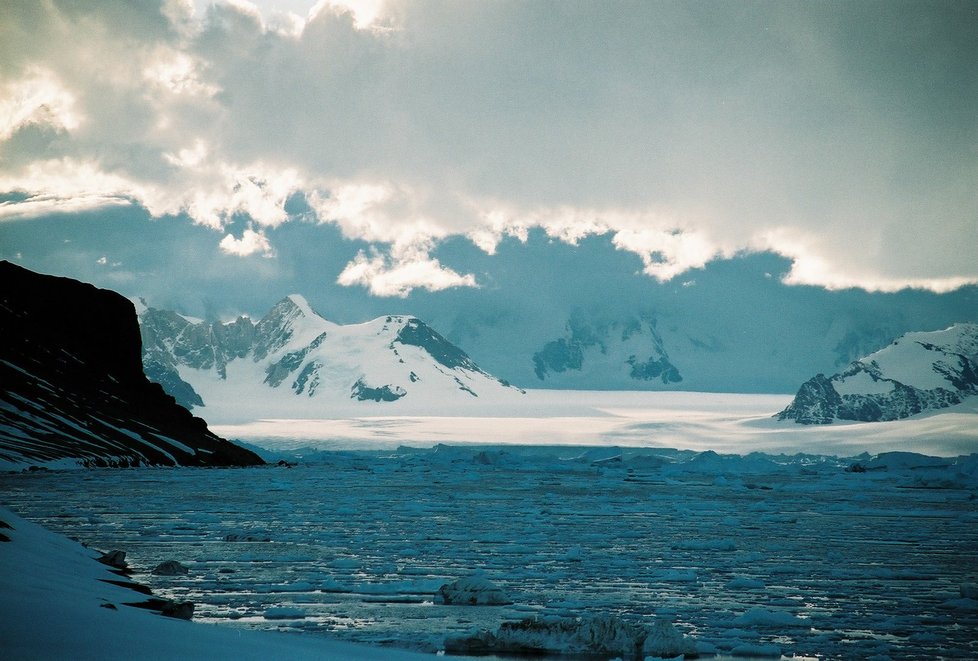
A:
139,296,524,419
444,614,695,660
436,574,512,605
532,314,683,387
778,324,978,424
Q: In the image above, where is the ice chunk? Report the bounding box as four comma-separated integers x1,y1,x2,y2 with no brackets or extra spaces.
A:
222,533,271,542
643,619,699,659
732,607,808,627
725,576,765,590
651,569,698,583
730,642,782,657
676,539,736,551
444,614,695,660
263,606,307,620
151,560,189,576
436,574,512,605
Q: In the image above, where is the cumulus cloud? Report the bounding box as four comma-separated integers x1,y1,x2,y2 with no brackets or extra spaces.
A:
337,245,477,297
219,227,275,257
0,0,975,294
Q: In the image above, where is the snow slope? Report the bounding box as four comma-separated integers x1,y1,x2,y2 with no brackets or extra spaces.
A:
778,324,978,424
0,506,458,660
140,295,523,419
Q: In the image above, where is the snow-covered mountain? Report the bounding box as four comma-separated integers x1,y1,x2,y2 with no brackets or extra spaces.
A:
140,295,523,418
531,312,682,388
777,324,978,424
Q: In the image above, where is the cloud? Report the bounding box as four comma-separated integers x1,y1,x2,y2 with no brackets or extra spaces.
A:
0,67,81,141
0,0,976,295
219,227,275,257
337,244,477,297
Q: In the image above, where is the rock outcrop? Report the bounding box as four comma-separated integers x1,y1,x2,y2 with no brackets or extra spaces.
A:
0,261,263,467
778,324,978,424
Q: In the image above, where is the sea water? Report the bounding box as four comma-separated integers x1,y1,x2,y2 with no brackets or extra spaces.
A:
2,444,976,659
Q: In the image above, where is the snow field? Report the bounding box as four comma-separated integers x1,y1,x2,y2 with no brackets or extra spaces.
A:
208,390,978,458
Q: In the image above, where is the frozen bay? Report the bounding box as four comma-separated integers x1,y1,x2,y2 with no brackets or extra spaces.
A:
2,442,977,659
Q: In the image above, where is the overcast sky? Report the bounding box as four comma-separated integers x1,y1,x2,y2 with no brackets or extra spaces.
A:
1,0,976,301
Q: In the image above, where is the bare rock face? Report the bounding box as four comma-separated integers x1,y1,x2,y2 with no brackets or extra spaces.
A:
97,550,128,570
778,373,842,424
0,261,264,467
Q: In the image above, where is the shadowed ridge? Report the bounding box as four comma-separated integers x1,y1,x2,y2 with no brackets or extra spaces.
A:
0,261,263,467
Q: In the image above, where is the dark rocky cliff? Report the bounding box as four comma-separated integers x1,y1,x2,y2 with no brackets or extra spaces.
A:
0,261,263,467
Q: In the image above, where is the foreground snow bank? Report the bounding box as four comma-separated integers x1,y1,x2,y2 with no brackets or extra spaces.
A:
0,506,453,660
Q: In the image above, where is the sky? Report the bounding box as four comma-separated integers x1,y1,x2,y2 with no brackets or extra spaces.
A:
1,0,976,304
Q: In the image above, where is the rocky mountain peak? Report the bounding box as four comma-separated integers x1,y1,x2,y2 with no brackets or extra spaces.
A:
778,324,978,424
138,295,522,416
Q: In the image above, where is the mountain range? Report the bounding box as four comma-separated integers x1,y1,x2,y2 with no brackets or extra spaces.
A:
778,324,978,424
139,295,523,418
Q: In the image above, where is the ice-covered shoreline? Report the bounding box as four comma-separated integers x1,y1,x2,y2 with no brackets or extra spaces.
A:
0,505,465,661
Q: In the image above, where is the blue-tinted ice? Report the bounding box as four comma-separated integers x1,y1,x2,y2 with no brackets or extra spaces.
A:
1,445,976,659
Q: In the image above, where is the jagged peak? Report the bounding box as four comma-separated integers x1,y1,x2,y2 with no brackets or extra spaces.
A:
285,293,316,317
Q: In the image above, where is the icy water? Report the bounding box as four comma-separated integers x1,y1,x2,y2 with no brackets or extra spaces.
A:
2,445,977,659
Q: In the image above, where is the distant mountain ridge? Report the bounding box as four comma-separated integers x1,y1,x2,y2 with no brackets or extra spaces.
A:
0,262,263,468
778,324,978,424
139,295,523,415
532,312,682,387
